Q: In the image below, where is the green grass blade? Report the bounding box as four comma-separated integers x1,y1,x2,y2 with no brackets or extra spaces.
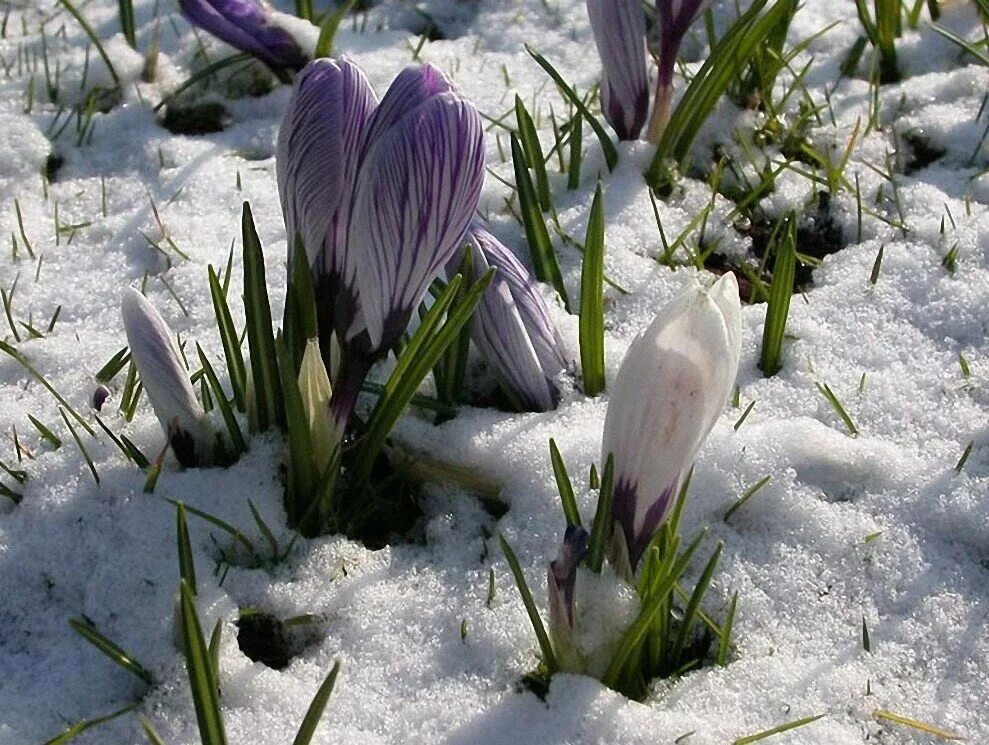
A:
585,453,614,573
498,534,558,672
567,112,583,190
291,661,342,745
515,95,552,212
208,266,247,412
196,345,247,457
511,133,568,306
154,54,251,112
759,214,796,377
525,45,617,171
176,501,197,595
58,408,99,484
549,438,581,527
0,340,94,435
140,717,168,745
733,714,826,744
242,202,283,432
118,0,136,48
28,414,62,448
315,0,357,57
96,347,130,383
579,183,606,396
276,333,318,533
179,579,227,745
55,0,120,86
670,543,723,663
69,617,155,685
716,591,738,666
43,702,140,745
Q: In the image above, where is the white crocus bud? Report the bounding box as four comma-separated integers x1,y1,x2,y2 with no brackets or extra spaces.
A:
121,289,212,468
602,273,742,575
297,338,339,475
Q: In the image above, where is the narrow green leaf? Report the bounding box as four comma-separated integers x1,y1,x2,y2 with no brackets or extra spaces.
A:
208,266,247,412
716,592,738,666
276,333,318,533
498,534,558,672
511,133,568,306
196,345,247,457
871,709,963,741
28,414,62,448
42,702,140,745
0,340,94,435
733,714,826,744
585,453,614,573
670,543,722,662
315,0,357,57
176,502,197,595
59,407,99,484
54,0,120,85
96,347,130,383
759,213,796,377
567,112,583,190
69,617,154,685
549,438,581,527
515,96,552,212
140,718,168,745
291,661,342,745
579,183,606,396
179,579,227,745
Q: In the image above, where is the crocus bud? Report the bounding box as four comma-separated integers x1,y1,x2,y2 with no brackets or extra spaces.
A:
92,384,111,412
547,526,589,673
178,0,309,73
121,289,212,468
458,226,569,412
602,273,741,573
586,0,650,141
297,338,339,475
647,0,715,141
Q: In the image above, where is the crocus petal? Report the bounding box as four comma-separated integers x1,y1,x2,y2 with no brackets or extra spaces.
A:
460,226,569,412
92,384,111,412
178,0,308,71
277,58,377,274
547,526,590,673
121,289,211,468
347,91,485,352
655,0,714,85
586,0,649,140
602,272,741,568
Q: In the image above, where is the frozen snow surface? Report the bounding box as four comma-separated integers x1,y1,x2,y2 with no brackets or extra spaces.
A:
1,1,988,743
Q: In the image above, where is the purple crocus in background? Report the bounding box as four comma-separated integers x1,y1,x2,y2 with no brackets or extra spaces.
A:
178,0,309,74
457,226,570,412
586,0,649,141
277,59,485,426
603,272,741,577
121,289,212,468
584,0,713,142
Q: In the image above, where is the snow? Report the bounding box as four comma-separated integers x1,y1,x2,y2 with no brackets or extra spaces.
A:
1,1,988,743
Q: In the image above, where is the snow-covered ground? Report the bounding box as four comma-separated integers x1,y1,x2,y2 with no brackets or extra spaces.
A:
1,1,988,743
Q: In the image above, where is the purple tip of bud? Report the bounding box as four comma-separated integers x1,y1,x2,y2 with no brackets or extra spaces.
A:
655,0,715,85
92,384,111,412
347,71,485,353
178,0,308,72
586,0,649,140
611,477,678,571
460,226,569,412
548,525,590,632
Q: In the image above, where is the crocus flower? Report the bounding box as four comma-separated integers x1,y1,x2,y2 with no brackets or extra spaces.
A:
586,0,650,141
647,0,714,141
121,289,212,468
178,0,309,73
458,226,569,412
277,59,485,425
92,384,111,412
602,273,741,575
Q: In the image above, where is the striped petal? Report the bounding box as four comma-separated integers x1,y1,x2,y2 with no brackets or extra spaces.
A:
121,289,211,468
586,0,649,140
655,0,714,85
276,58,376,278
462,226,569,412
178,0,308,71
347,91,485,352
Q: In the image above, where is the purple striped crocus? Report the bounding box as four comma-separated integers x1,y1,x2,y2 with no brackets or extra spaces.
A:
586,0,650,141
277,60,485,426
178,0,309,74
602,273,741,576
648,0,714,141
121,289,212,468
457,226,569,412
547,526,589,673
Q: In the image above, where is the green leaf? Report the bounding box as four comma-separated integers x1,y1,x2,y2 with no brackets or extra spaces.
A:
96,347,130,383
515,96,552,213
567,112,583,191
242,202,283,432
176,501,197,595
42,702,140,745
549,438,581,527
670,543,722,663
196,345,247,458
54,0,119,85
69,617,155,685
208,266,247,412
276,333,319,534
498,534,558,672
314,0,357,57
511,133,568,306
178,579,227,745
291,661,342,745
525,45,617,171
140,717,168,745
154,54,251,113
759,213,796,376
585,453,614,573
579,183,606,396
733,714,826,744
282,236,319,374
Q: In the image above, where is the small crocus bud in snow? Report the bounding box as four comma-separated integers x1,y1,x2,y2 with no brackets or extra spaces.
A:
547,526,641,677
297,338,339,475
92,384,111,412
602,273,741,574
178,0,309,73
647,0,715,141
121,289,212,468
460,226,570,412
585,0,650,141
